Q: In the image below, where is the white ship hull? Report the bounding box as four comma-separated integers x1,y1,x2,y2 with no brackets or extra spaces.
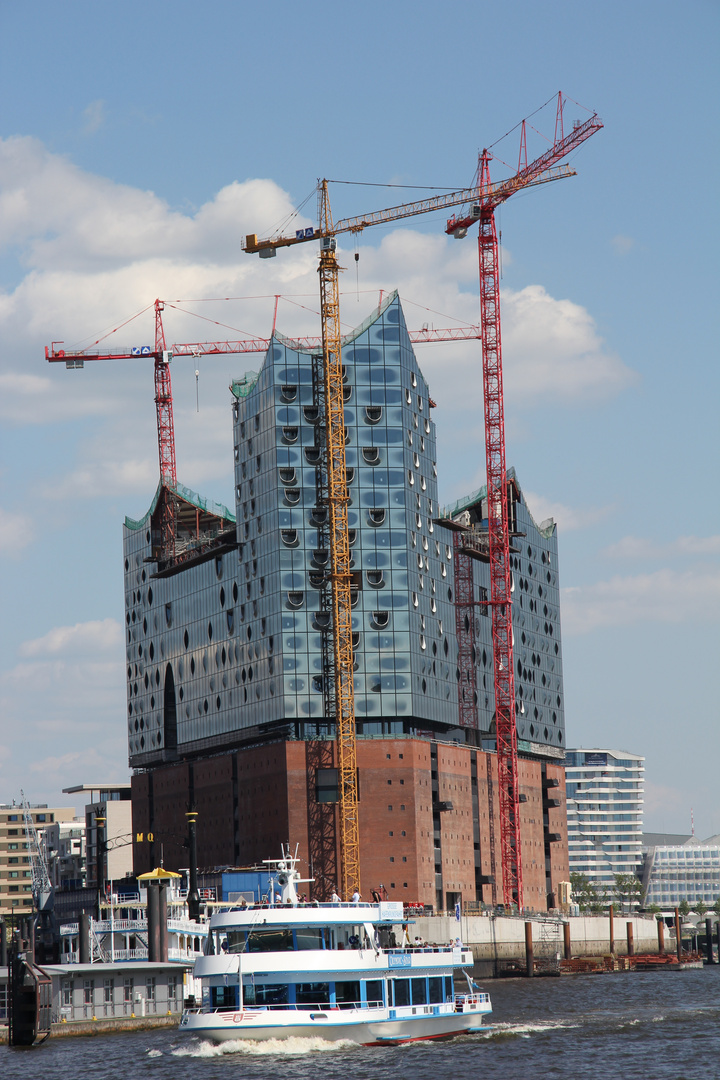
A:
181,1000,492,1045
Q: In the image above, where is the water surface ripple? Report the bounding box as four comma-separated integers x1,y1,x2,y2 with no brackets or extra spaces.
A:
2,967,717,1079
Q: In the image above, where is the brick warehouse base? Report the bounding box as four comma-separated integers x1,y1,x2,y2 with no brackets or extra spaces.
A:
131,737,568,913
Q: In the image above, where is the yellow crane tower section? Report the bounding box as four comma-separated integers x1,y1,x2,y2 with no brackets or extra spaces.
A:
245,163,580,899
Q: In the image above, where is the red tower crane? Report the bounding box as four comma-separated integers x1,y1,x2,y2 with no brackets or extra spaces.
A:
46,304,481,558
446,94,602,909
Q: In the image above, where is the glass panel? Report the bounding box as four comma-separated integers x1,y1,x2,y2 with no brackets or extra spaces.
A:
256,984,289,1006
295,982,330,1007
365,979,384,1008
429,977,443,1004
247,929,294,952
335,981,360,1008
411,977,426,1005
295,928,324,950
393,979,410,1007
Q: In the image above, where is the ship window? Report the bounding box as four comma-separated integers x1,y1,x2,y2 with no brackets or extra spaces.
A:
294,928,325,950
255,984,289,1006
365,979,384,1008
335,981,360,1008
429,976,443,1004
411,978,427,1005
295,982,330,1007
393,979,410,1007
247,929,294,953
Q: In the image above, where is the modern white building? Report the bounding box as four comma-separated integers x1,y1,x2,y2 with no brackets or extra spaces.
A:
642,836,720,908
564,749,644,896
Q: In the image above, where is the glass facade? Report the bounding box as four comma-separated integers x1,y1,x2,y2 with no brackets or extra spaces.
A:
644,842,720,907
124,293,566,767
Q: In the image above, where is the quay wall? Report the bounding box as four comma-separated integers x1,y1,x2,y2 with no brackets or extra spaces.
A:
412,913,664,975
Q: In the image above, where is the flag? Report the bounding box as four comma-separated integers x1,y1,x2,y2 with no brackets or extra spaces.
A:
455,900,461,922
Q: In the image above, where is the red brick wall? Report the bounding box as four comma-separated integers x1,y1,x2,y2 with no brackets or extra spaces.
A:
130,738,568,913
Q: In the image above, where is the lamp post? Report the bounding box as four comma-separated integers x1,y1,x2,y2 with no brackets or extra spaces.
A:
95,812,106,920
185,809,201,922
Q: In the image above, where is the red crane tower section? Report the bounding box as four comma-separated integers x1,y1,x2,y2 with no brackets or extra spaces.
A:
447,95,602,909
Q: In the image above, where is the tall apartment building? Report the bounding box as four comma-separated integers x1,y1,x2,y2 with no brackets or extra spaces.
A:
565,749,645,896
62,784,133,889
0,803,75,916
124,293,569,910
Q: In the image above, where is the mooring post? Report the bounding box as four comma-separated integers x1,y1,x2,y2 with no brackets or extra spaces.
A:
657,917,665,954
674,907,682,960
609,904,614,954
0,918,6,967
524,921,534,977
563,921,571,960
705,918,714,964
626,921,634,956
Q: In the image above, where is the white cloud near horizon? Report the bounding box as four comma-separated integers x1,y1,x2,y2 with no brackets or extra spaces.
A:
18,617,123,658
0,507,33,555
82,100,106,136
603,534,720,560
561,566,720,635
523,490,615,533
0,618,128,803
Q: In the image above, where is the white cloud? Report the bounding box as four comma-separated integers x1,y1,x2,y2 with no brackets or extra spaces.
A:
500,284,636,402
561,566,720,635
0,621,128,801
18,618,123,658
603,535,720,560
522,490,614,533
612,234,636,256
0,507,33,555
82,100,106,136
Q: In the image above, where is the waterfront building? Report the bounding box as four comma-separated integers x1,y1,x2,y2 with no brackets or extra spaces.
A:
642,835,720,908
565,749,644,898
124,294,569,911
42,820,86,891
62,784,133,891
0,803,75,917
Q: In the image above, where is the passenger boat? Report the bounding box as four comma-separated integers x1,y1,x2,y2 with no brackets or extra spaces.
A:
180,847,491,1045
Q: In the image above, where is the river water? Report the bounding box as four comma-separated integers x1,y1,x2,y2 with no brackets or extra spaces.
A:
2,967,718,1080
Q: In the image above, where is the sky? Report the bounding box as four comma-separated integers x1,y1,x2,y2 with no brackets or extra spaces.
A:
0,0,718,836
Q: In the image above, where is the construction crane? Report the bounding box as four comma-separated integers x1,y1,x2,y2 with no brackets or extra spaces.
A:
243,99,600,900
444,94,602,909
20,792,55,959
46,308,481,564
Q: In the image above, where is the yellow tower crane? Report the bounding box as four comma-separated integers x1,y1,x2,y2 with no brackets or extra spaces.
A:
244,164,578,899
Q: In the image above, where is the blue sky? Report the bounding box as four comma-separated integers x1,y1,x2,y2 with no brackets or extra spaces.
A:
0,0,718,834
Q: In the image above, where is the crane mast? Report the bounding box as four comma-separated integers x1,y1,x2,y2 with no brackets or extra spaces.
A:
476,152,523,906
317,182,361,897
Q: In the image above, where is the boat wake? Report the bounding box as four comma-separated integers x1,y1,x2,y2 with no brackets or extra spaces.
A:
485,1019,582,1040
170,1036,358,1057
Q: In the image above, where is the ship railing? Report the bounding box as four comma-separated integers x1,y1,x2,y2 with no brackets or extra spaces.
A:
454,992,491,1012
184,999,384,1014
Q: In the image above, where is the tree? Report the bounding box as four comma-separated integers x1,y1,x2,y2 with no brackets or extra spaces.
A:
570,872,608,914
712,896,720,917
645,902,661,916
614,873,643,911
678,899,691,918
693,899,708,918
